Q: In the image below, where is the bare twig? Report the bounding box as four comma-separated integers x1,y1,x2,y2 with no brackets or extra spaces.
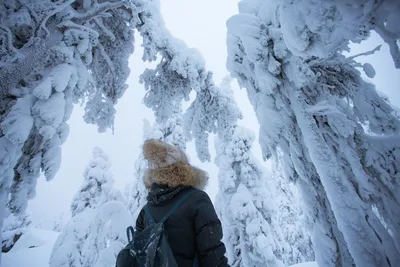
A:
347,45,382,61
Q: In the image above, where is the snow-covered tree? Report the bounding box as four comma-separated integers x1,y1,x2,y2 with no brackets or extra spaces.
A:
135,4,292,265
136,6,284,261
0,0,138,253
82,200,131,267
186,77,292,266
50,147,129,267
216,126,286,267
70,147,113,217
52,212,65,232
227,1,400,266
125,152,148,219
50,208,95,267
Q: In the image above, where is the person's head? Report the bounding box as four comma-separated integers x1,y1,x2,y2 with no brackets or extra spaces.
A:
142,139,208,190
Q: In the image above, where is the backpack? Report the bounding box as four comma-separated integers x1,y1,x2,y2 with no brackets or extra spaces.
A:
116,189,199,267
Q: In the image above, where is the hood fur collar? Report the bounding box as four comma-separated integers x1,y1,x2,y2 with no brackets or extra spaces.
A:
143,139,208,190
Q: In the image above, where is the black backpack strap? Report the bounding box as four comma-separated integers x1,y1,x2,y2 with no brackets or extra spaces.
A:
160,189,196,224
143,204,156,224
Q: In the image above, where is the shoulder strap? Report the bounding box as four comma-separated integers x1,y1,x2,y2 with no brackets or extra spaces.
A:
160,189,196,223
143,204,156,224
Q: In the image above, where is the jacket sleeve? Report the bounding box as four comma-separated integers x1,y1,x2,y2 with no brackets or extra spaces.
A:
193,191,229,267
135,208,145,233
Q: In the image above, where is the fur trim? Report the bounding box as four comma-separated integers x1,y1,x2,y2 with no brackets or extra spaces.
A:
142,139,208,190
144,162,208,190
143,139,188,169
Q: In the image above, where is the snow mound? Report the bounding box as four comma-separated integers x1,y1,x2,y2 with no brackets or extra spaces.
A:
1,228,59,267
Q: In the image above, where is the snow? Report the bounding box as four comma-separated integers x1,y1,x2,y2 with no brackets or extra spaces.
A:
1,95,34,145
1,0,398,266
1,228,59,267
290,262,319,267
2,228,317,267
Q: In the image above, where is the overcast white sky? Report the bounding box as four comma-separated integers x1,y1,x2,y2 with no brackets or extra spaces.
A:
28,1,400,228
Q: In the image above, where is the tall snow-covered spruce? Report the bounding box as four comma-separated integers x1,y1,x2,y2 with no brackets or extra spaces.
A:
0,0,138,254
50,147,130,267
134,2,298,265
227,0,400,266
215,125,285,267
186,77,304,266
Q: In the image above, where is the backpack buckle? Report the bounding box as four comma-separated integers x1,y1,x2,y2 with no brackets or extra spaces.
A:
129,248,136,257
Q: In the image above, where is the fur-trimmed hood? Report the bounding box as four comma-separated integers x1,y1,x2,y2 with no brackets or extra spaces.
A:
143,139,208,190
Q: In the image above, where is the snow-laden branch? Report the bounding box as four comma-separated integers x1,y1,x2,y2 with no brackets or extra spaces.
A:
0,29,63,103
59,20,100,37
94,43,116,77
375,25,400,69
0,25,18,53
305,100,342,116
72,1,126,22
36,0,75,37
94,18,116,41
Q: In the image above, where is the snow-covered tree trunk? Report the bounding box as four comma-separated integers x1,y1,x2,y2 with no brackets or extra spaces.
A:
0,1,138,257
226,1,400,266
290,87,400,267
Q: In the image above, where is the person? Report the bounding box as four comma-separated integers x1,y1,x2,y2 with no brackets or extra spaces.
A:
135,139,229,267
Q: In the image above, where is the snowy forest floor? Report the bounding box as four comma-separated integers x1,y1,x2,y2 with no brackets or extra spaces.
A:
1,228,318,267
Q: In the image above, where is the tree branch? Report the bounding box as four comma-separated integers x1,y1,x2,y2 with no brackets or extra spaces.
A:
0,25,18,53
72,1,126,22
59,20,99,37
99,44,115,73
374,25,400,69
94,17,115,41
347,45,382,61
36,0,76,37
